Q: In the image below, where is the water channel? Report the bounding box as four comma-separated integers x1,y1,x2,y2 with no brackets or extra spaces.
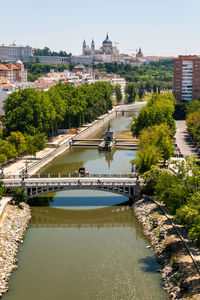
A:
4,111,169,300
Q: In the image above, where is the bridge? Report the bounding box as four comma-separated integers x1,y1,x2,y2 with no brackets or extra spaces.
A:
3,174,141,200
71,138,138,149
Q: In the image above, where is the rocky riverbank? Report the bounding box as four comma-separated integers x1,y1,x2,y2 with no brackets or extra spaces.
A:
133,198,200,300
0,203,31,297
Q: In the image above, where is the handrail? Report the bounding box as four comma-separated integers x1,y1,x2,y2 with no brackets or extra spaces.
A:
3,173,136,180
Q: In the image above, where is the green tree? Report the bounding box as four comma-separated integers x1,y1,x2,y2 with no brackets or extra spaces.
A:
47,87,66,134
142,165,163,195
0,181,5,200
3,88,54,136
114,84,122,103
10,187,27,206
132,93,176,137
153,83,157,93
138,83,144,99
186,110,200,144
155,170,187,214
132,144,161,173
0,154,7,164
125,83,137,103
139,124,174,165
25,133,47,156
0,140,17,160
186,99,200,115
6,131,26,155
25,135,37,157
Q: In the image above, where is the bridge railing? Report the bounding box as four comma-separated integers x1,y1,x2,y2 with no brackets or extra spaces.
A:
30,173,134,179
2,173,136,180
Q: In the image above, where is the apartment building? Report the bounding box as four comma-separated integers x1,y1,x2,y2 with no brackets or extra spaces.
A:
173,55,200,101
0,61,27,83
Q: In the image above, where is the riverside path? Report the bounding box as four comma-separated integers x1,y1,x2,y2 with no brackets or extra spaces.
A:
175,120,198,157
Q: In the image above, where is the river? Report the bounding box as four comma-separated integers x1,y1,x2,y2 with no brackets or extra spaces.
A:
3,111,169,300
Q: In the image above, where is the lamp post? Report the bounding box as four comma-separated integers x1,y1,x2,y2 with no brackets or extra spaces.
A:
131,162,135,173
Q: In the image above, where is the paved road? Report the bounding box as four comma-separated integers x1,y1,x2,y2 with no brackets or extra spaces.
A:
175,121,197,157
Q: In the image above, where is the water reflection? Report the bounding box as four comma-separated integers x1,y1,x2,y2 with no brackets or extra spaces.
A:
2,111,169,300
39,147,135,175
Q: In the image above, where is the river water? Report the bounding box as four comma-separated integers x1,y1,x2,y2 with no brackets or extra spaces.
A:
4,111,169,300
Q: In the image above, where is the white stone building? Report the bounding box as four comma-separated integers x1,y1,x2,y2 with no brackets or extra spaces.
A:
0,44,33,62
78,34,121,64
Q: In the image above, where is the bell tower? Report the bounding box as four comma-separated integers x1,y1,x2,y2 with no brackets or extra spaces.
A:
82,40,86,55
91,39,95,56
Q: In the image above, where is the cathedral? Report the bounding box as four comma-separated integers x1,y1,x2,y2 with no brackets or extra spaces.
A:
70,34,144,65
81,34,121,63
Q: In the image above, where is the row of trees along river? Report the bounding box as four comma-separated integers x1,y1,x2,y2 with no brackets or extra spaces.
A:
3,103,169,300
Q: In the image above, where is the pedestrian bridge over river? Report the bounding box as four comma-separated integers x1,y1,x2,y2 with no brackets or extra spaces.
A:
3,174,141,200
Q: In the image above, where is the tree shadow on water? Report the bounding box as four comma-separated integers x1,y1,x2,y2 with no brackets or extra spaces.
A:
138,256,159,273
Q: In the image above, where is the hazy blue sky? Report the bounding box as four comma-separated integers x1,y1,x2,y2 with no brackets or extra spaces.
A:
1,0,200,56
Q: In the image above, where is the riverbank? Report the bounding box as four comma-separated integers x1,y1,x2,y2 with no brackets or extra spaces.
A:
133,198,200,300
0,103,145,298
0,202,31,297
2,102,146,177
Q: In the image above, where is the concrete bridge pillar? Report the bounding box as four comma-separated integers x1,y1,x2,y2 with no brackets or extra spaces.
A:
134,180,141,201
123,183,125,194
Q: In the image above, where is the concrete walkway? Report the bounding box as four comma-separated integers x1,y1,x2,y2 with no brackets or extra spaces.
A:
175,121,198,157
3,134,73,176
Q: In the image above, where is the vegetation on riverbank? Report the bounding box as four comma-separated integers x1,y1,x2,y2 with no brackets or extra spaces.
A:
131,93,175,173
142,157,200,246
134,197,200,299
0,82,113,161
131,93,200,245
186,99,200,146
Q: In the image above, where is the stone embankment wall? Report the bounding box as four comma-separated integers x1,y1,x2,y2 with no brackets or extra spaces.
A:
28,102,146,175
28,107,119,175
0,203,31,297
133,198,200,300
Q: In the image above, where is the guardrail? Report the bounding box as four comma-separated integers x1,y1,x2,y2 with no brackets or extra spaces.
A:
2,173,136,180
23,138,72,174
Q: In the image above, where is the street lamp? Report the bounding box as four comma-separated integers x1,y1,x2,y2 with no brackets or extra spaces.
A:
131,162,135,173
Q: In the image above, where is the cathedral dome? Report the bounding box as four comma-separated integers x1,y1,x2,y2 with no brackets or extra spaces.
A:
103,34,112,46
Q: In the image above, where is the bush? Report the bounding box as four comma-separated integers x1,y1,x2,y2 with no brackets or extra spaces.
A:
10,188,27,206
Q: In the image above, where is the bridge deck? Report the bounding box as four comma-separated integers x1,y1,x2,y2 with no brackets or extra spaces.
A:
2,174,141,199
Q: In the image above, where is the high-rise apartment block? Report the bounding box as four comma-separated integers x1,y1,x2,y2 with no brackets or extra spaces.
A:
173,55,200,101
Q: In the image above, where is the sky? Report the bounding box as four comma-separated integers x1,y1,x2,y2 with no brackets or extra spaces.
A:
1,0,200,57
